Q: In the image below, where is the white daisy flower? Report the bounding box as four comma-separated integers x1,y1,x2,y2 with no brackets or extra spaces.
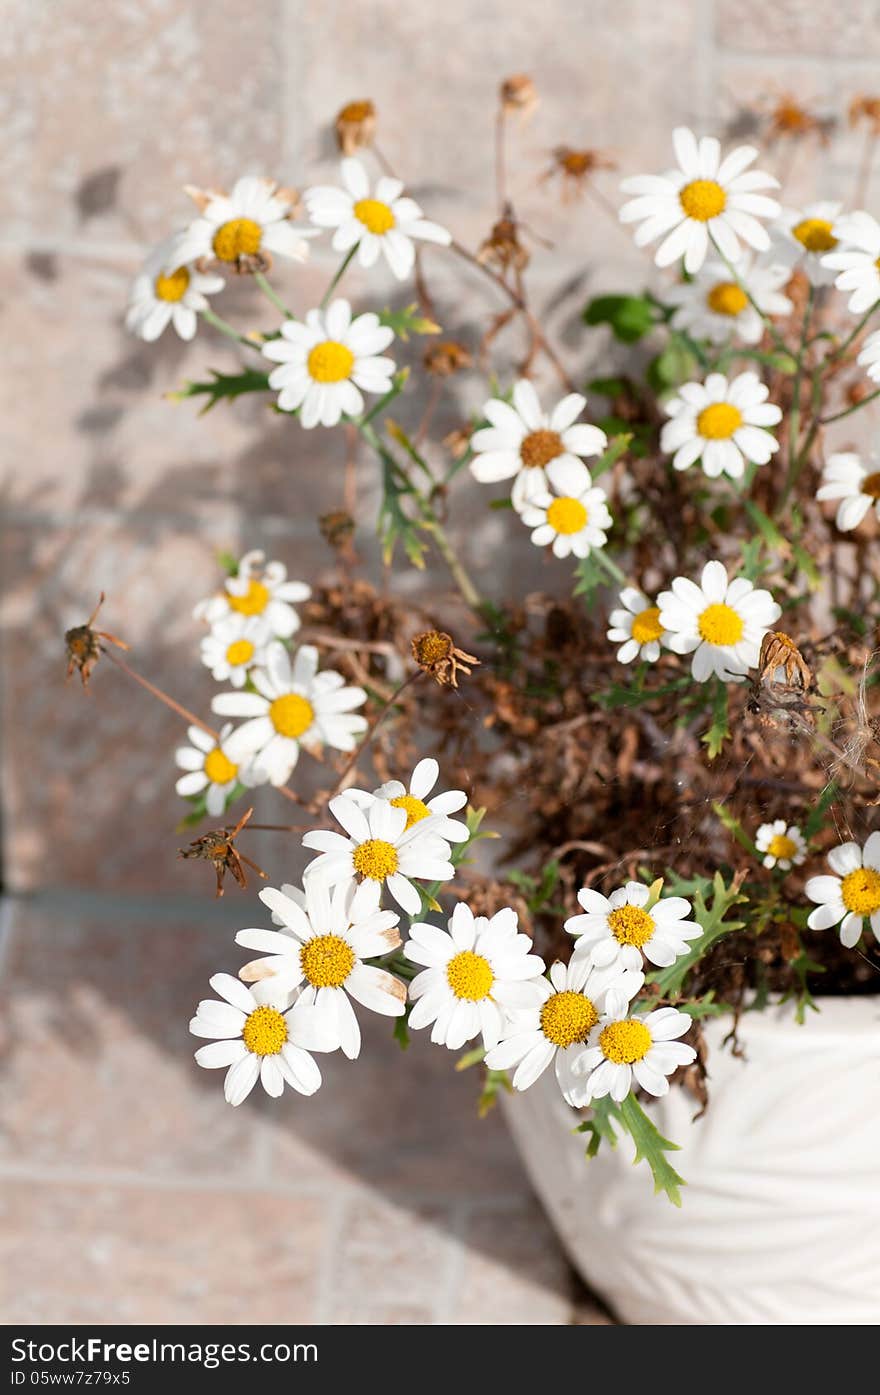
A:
822,211,880,313
404,902,547,1051
666,254,792,345
125,236,224,343
619,126,780,274
199,615,269,689
483,958,644,1104
660,371,782,481
347,757,470,845
175,723,246,817
190,973,332,1106
857,328,880,383
755,820,807,871
569,1004,696,1106
262,298,395,428
172,176,318,273
304,157,451,280
469,380,607,511
212,642,367,787
301,795,456,918
658,559,782,684
816,451,880,532
771,201,842,287
806,832,880,947
194,550,310,641
234,880,405,1060
565,880,700,976
519,457,613,559
607,588,667,665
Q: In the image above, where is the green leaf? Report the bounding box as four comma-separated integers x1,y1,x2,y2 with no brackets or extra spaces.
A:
168,367,271,414
590,432,632,480
376,453,427,568
576,1096,619,1158
804,781,839,839
455,1046,487,1072
478,1068,512,1118
392,1011,411,1051
216,550,240,577
646,341,697,392
378,303,441,341
572,552,605,603
359,369,409,426
616,1094,686,1206
679,990,729,1020
712,800,759,858
583,294,657,344
744,500,786,551
648,870,747,999
585,376,629,398
701,678,731,760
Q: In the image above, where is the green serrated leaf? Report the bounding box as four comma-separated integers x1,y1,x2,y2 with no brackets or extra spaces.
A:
379,303,441,341
576,1095,619,1158
701,678,731,760
712,800,759,857
168,367,271,414
616,1094,686,1206
648,870,747,999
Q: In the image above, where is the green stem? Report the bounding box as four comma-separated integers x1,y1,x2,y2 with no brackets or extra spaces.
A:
320,247,358,309
253,271,294,319
200,307,263,350
781,283,815,505
820,385,880,424
825,302,879,368
591,546,627,586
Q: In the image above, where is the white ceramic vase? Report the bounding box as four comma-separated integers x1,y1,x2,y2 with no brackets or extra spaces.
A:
502,997,880,1324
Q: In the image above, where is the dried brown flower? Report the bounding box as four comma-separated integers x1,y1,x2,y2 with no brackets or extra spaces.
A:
178,806,267,898
442,425,473,460
477,216,530,276
850,95,880,133
763,93,832,144
335,99,377,155
423,340,473,377
319,509,357,550
411,629,478,688
500,74,538,118
541,146,616,199
758,632,813,691
65,593,129,689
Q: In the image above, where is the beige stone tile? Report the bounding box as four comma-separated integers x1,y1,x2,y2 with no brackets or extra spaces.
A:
717,1,880,58
0,1179,324,1324
0,1,287,246
451,1199,575,1324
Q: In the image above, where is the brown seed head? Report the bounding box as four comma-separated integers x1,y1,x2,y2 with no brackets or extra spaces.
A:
335,99,377,155
411,629,479,688
423,340,473,377
500,74,538,117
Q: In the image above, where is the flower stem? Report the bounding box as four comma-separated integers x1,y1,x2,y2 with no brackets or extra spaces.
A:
102,649,218,738
328,671,423,798
820,385,880,424
320,247,358,308
421,516,486,613
200,307,263,350
253,271,295,319
591,546,628,586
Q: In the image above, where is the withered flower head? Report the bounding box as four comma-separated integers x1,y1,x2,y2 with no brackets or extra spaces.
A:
423,340,473,377
64,592,129,689
178,806,267,898
543,146,617,198
849,95,880,132
500,74,538,117
442,424,474,461
758,631,812,691
411,629,479,688
762,93,833,145
477,216,529,275
319,508,357,550
335,99,377,155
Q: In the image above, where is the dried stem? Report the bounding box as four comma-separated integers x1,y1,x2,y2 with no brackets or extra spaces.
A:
103,649,218,738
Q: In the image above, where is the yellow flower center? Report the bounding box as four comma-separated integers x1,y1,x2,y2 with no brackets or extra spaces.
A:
520,429,564,469
353,197,396,235
212,217,263,262
300,934,356,989
706,281,748,317
546,496,588,536
540,990,598,1048
697,402,743,439
607,904,655,948
412,629,452,666
698,602,744,647
352,838,399,881
227,579,270,616
792,217,838,254
679,178,727,222
154,267,190,302
269,693,315,739
203,747,238,786
840,866,880,916
241,1005,288,1056
390,794,431,830
446,950,494,1001
225,639,255,667
631,606,663,646
599,1018,652,1065
861,470,880,499
767,833,797,861
307,340,355,383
